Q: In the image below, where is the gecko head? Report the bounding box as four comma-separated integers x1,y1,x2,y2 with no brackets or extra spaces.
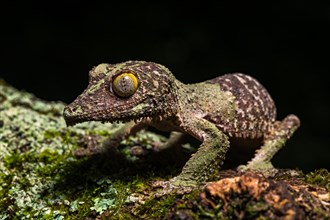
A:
63,61,178,126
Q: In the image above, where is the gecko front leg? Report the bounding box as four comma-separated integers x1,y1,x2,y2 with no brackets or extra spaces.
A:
153,131,185,152
169,118,230,187
75,121,146,157
75,122,186,159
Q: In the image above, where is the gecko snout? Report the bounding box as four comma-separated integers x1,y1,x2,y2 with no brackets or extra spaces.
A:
63,105,80,126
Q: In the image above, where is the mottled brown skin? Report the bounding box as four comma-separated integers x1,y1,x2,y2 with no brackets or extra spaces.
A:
63,61,300,187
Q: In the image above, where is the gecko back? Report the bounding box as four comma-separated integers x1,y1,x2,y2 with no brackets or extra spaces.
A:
206,73,276,139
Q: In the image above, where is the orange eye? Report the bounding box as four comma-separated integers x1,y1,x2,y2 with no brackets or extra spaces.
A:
112,72,138,97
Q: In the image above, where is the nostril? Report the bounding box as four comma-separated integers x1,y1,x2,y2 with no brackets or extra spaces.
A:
63,106,73,116
63,105,82,118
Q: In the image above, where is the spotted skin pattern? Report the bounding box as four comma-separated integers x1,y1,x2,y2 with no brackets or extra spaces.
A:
207,73,276,139
63,61,300,188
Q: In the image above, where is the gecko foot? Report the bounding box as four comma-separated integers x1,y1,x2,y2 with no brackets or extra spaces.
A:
237,162,278,177
152,178,198,197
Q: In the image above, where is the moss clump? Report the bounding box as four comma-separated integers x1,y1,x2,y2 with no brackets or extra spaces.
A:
306,168,330,190
136,195,178,218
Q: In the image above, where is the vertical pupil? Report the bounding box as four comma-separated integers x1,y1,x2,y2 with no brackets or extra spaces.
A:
120,77,129,91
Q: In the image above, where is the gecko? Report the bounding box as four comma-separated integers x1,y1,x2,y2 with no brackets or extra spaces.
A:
63,61,300,187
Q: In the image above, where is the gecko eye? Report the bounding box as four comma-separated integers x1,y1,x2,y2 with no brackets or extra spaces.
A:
111,72,139,97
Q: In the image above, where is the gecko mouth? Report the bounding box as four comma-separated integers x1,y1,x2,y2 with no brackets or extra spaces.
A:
63,114,86,126
64,109,121,126
63,105,148,126
63,95,152,126
62,106,111,126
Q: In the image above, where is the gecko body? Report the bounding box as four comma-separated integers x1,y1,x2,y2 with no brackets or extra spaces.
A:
63,61,300,185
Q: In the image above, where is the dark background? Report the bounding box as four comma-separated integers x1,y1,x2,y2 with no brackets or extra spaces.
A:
1,2,329,171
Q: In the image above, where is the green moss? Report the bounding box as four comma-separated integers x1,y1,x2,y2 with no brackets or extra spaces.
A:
306,168,330,191
245,202,269,219
130,189,202,219
136,194,177,218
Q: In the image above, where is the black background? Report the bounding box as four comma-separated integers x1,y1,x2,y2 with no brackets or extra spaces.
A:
1,2,329,171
